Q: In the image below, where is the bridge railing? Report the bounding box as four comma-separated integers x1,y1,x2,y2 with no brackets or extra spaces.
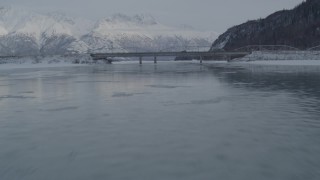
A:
159,46,211,52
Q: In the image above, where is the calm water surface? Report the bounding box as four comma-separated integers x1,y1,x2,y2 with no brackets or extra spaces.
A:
0,62,320,180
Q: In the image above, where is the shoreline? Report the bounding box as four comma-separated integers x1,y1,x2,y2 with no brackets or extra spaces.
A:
1,59,320,70
233,60,320,66
0,63,88,70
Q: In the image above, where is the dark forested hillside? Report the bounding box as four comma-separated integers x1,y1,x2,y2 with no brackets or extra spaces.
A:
211,0,320,50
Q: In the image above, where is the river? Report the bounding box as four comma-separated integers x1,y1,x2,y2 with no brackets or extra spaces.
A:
0,62,319,180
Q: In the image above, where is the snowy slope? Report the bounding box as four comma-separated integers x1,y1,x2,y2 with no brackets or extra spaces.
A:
0,7,218,56
0,7,93,55
85,14,217,52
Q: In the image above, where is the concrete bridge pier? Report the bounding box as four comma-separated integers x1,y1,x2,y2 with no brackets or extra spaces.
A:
139,57,142,64
200,56,203,64
227,55,231,62
154,56,157,64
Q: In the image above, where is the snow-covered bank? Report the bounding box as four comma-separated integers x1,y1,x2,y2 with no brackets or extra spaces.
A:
0,63,89,70
227,51,320,66
234,60,320,66
0,55,93,69
236,51,320,61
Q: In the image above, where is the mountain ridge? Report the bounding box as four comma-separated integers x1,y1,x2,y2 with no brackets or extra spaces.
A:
0,7,218,56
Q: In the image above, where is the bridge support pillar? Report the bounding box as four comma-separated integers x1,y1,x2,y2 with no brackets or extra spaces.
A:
200,56,203,64
154,56,157,64
139,57,142,64
227,55,231,62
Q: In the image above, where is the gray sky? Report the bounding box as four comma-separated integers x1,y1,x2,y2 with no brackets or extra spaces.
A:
1,0,304,32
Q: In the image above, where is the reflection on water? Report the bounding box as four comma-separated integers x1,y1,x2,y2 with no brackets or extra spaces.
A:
0,62,320,180
207,64,320,117
41,106,80,112
0,95,35,100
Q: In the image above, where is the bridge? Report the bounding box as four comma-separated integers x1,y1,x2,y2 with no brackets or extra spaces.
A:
90,46,251,64
91,51,250,64
90,44,309,64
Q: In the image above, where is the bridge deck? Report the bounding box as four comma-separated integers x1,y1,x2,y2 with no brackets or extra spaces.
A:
90,51,250,60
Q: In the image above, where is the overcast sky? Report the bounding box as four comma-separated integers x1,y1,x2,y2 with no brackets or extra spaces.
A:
1,0,304,32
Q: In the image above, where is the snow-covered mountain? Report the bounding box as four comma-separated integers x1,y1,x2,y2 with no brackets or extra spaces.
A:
0,7,218,56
